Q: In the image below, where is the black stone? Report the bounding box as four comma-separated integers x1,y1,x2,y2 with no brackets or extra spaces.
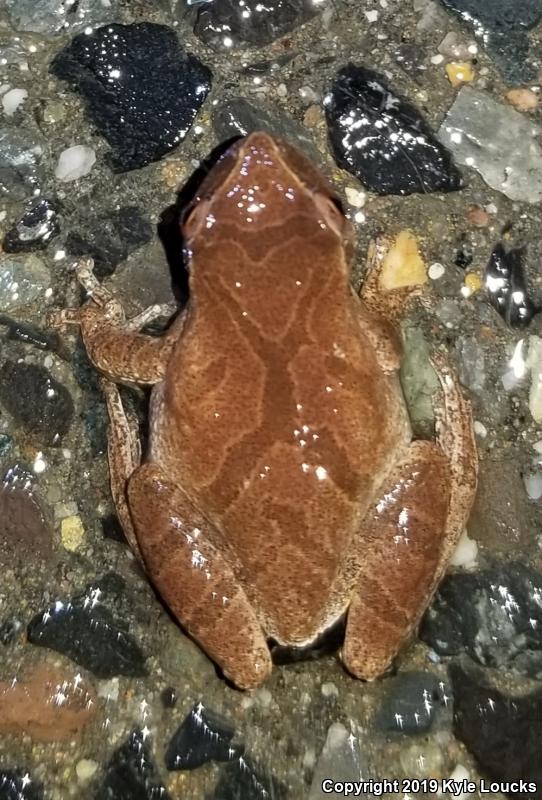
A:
325,64,463,195
3,199,60,253
0,315,66,356
0,772,43,800
165,704,243,771
421,563,542,678
0,361,73,446
194,0,319,50
439,0,542,82
485,243,537,329
212,757,287,800
51,23,212,172
27,576,147,679
451,664,542,797
65,205,153,279
99,730,172,800
375,671,449,734
160,687,178,709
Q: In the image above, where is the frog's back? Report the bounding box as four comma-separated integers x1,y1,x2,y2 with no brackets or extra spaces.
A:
155,133,409,643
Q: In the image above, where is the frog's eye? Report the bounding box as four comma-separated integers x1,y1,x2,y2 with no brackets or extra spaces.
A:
313,192,346,237
182,197,214,239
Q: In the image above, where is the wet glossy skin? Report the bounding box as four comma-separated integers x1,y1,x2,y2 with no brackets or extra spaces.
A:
51,133,478,688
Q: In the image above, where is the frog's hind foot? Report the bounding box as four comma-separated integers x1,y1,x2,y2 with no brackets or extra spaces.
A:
46,307,82,333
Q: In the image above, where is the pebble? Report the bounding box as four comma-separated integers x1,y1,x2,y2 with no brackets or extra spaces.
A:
451,663,542,789
344,187,366,208
438,0,542,82
524,472,542,500
66,204,153,279
445,61,475,86
54,145,96,182
165,703,243,770
505,87,539,112
193,0,322,50
75,759,98,785
0,771,43,800
61,514,85,551
2,88,28,116
438,31,474,60
212,96,320,163
99,730,172,800
401,326,439,425
375,671,446,734
399,740,447,778
309,723,363,798
421,563,542,677
51,23,212,172
428,262,445,280
449,529,478,568
0,361,73,446
455,336,485,394
466,204,489,227
0,253,50,311
325,64,462,195
3,199,60,253
528,336,542,423
5,0,118,35
0,467,52,565
381,231,427,289
27,577,148,679
440,87,542,204
0,664,96,741
484,243,536,328
0,127,46,201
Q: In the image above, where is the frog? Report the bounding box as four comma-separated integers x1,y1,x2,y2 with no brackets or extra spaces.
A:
49,132,478,689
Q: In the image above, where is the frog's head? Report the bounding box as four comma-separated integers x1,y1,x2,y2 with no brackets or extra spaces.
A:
181,131,354,261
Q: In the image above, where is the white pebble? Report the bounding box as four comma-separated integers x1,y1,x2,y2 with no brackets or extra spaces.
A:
428,262,445,280
76,759,98,784
431,54,445,65
321,682,339,698
449,529,478,569
345,187,366,208
446,765,471,799
524,472,542,500
55,145,96,182
276,83,288,98
365,9,379,21
2,88,28,116
473,420,487,438
33,452,47,474
533,440,542,454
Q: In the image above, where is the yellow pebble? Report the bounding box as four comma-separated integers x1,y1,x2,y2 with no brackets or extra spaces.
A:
61,515,85,551
445,61,475,87
381,230,427,290
465,273,482,293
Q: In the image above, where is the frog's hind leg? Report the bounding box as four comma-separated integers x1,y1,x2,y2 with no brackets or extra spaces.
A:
342,355,477,680
126,463,272,689
100,378,145,566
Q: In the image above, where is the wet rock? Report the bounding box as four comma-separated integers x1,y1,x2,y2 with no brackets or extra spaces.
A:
455,336,486,394
212,96,320,162
440,88,542,204
212,756,287,800
438,0,542,82
0,362,73,446
325,65,462,195
451,664,542,792
193,0,321,50
0,316,66,357
51,23,212,172
27,577,147,679
3,200,60,253
99,730,172,800
309,723,363,798
0,128,46,201
375,672,447,734
0,434,13,457
5,0,120,35
401,326,439,428
420,563,542,678
485,243,536,329
65,205,153,279
0,254,50,312
0,772,43,800
165,703,243,770
0,664,96,741
0,467,52,564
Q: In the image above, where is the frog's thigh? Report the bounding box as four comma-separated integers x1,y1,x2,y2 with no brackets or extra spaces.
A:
101,378,144,565
342,440,450,680
127,463,272,690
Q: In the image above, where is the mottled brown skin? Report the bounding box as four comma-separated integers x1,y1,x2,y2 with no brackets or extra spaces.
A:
49,133,478,689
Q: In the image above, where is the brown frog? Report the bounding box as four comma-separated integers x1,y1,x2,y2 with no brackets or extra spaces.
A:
50,132,478,689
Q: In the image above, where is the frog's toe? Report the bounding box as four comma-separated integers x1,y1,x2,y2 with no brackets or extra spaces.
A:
45,307,81,331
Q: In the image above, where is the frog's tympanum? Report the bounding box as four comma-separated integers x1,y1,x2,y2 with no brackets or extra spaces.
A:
50,133,478,689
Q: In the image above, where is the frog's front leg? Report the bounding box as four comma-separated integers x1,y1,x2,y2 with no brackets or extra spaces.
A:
48,258,183,385
127,463,272,689
342,356,477,679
